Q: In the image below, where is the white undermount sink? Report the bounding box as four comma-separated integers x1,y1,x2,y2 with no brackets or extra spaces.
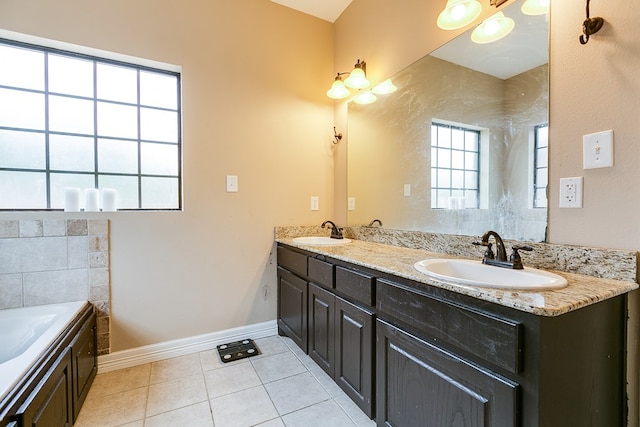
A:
414,258,568,290
292,236,352,246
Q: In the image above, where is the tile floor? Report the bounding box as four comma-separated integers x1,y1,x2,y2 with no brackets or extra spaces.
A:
75,335,376,427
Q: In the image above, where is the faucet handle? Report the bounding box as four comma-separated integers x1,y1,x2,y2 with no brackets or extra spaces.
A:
510,246,533,269
473,241,495,260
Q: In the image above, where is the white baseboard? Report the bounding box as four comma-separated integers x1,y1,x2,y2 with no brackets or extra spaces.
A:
97,320,278,373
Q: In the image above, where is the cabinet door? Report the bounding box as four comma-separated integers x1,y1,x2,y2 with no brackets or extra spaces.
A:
376,319,518,427
335,296,374,418
71,313,97,422
15,349,73,427
277,266,308,352
309,283,335,376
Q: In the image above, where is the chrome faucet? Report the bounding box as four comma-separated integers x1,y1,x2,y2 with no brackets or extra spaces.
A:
473,230,533,269
321,220,344,239
367,219,383,227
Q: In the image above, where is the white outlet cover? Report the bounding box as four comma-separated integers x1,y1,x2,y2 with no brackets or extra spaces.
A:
583,130,613,169
310,196,319,211
559,176,583,208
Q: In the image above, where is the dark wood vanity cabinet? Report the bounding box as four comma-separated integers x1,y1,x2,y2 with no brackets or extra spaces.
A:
278,245,375,417
276,243,627,426
377,318,518,427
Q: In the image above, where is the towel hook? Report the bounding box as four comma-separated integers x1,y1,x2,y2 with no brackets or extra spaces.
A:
580,0,604,45
333,127,343,145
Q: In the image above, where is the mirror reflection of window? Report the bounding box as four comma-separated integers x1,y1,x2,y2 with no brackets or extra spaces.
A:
430,122,480,209
533,124,548,208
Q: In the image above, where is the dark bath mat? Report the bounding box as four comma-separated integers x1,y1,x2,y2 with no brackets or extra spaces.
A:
217,339,261,363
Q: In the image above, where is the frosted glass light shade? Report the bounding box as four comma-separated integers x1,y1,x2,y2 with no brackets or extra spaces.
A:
327,78,350,99
344,67,370,90
437,0,482,30
353,91,377,105
372,79,397,95
471,12,515,44
521,0,549,15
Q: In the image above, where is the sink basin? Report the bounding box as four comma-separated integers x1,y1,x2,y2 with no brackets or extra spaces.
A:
414,258,568,290
292,236,352,246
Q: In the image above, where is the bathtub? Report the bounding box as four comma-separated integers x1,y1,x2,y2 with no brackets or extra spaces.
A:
0,301,88,402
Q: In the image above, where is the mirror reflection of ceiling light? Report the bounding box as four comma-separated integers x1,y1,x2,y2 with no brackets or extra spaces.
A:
437,0,483,30
372,79,397,95
353,91,377,105
521,0,549,15
471,11,515,44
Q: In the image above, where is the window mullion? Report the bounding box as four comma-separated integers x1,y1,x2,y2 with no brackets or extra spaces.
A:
44,51,51,209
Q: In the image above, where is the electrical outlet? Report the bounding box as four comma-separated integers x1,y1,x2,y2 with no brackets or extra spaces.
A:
559,177,583,208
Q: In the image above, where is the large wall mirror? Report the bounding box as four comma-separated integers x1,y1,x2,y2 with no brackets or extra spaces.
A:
347,0,549,241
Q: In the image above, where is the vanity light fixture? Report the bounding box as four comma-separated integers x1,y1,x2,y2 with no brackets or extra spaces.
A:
326,59,371,100
437,0,483,30
326,75,351,99
471,11,515,44
344,60,370,89
521,0,549,15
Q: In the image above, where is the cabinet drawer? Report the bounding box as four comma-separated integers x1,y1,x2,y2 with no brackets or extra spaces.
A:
336,266,375,306
308,257,334,289
377,278,522,373
277,246,307,277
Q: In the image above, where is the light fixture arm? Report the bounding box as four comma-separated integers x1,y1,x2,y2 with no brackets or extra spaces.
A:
580,0,604,45
490,0,510,6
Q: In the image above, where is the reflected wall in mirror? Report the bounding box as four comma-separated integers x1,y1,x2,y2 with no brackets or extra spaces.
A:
347,0,549,241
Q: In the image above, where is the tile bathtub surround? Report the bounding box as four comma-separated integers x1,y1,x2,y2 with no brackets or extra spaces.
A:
275,226,638,283
74,335,374,427
0,219,111,355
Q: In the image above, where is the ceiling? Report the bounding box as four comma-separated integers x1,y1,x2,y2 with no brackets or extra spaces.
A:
270,0,352,23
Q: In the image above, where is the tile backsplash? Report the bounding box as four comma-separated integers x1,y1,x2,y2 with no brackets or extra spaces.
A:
0,219,110,355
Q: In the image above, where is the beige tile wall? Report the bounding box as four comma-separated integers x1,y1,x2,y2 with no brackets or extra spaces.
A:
0,219,110,355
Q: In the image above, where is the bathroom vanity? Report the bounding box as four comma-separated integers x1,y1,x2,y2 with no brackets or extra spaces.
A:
276,238,637,427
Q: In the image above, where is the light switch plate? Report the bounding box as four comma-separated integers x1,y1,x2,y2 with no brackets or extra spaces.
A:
348,197,356,211
404,184,411,197
583,130,613,169
310,196,319,211
226,175,238,192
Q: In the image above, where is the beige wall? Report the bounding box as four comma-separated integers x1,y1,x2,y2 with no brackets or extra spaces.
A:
0,0,335,351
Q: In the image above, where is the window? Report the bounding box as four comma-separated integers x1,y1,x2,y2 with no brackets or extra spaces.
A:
431,122,480,209
0,39,181,210
533,124,548,208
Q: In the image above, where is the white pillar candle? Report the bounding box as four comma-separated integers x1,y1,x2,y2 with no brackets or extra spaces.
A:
64,188,81,212
101,188,118,212
84,188,100,212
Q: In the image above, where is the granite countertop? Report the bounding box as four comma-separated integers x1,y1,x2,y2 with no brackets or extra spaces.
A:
276,237,638,317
